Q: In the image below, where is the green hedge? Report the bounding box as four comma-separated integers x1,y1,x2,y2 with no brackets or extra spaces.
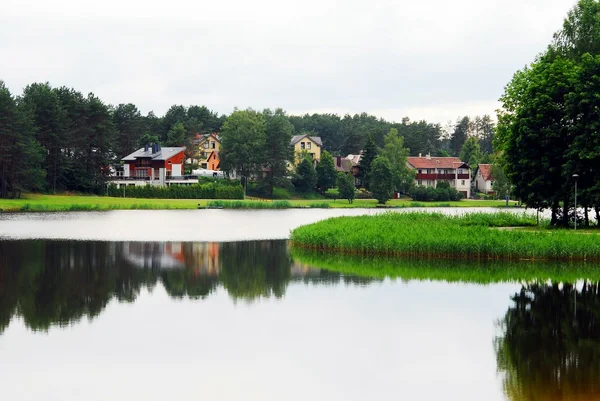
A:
107,182,244,199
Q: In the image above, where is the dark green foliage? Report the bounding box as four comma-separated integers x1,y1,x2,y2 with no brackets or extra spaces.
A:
450,116,471,156
219,109,267,178
459,136,483,167
410,182,461,201
107,182,243,199
113,103,146,159
337,172,356,204
316,150,337,191
293,158,317,193
165,122,187,147
357,134,378,189
370,157,393,204
0,82,45,198
379,128,414,193
263,108,294,195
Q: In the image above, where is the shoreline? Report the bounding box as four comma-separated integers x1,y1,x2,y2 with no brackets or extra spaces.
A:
0,194,521,213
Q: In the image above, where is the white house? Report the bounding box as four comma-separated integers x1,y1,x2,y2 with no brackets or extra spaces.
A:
473,164,494,194
407,154,471,198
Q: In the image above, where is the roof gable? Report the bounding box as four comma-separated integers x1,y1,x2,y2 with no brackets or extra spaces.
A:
291,134,323,147
477,164,493,181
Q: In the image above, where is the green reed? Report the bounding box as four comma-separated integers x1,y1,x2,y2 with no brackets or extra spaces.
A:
290,212,600,261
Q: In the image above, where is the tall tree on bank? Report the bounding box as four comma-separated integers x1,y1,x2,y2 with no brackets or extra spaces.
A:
166,122,187,147
293,157,317,193
113,103,146,159
449,116,472,157
370,157,394,204
357,134,378,189
219,109,267,178
459,136,484,167
378,128,414,194
0,82,45,198
316,150,337,191
20,82,68,193
263,109,294,195
337,172,355,204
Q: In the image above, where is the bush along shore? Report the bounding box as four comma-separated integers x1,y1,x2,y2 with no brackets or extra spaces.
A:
290,212,600,261
107,181,243,199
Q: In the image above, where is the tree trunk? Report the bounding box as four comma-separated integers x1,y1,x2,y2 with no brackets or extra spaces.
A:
562,198,570,228
585,206,589,227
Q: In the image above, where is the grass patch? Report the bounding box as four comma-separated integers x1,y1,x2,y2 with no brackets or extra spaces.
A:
290,212,600,261
292,248,600,283
0,194,523,212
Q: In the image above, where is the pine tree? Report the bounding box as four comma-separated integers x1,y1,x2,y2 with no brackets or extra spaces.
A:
357,133,378,189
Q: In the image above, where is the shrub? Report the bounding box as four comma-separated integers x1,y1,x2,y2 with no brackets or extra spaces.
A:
107,182,243,199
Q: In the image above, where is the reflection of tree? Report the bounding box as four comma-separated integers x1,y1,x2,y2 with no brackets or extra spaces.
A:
219,241,291,301
0,239,375,333
496,282,600,401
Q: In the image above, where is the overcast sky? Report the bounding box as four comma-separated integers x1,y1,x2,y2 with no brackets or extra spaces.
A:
1,0,575,124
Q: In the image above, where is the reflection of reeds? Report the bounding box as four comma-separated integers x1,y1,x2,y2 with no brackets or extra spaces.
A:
291,212,600,261
291,248,600,283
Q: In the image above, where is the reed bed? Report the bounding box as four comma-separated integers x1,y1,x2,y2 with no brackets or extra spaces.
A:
290,212,600,261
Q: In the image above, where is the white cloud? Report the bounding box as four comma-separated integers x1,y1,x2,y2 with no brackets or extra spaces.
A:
0,0,575,123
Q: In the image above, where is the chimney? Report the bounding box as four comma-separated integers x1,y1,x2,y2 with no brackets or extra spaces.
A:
152,144,157,153
144,143,149,152
426,153,431,160
157,143,161,151
336,156,341,167
419,153,422,158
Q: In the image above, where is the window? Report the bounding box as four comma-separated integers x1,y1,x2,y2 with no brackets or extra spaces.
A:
450,180,455,186
418,170,422,174
418,180,422,185
307,142,312,150
201,152,207,159
204,142,209,149
461,180,465,185
168,161,172,164
301,142,305,150
212,142,216,149
201,163,208,169
166,170,172,177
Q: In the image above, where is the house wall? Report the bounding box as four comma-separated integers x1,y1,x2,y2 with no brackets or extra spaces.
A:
411,166,471,198
193,136,221,165
294,137,321,164
474,171,494,194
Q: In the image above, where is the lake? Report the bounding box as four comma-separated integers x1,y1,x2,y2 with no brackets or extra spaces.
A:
0,209,595,401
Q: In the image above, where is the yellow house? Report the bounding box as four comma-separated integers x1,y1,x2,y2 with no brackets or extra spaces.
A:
190,133,221,169
291,134,322,165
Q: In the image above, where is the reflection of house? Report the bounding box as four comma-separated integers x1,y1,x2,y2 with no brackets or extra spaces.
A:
189,242,220,277
122,242,185,269
111,144,191,187
407,153,471,198
474,164,494,194
190,133,221,169
291,134,322,164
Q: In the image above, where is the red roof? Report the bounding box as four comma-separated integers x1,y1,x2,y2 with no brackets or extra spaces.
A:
407,156,467,169
478,164,493,181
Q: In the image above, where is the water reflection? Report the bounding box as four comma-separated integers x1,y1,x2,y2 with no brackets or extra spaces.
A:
496,282,600,401
0,240,380,333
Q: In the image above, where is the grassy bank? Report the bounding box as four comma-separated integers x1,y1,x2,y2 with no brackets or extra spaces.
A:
290,212,600,261
0,194,520,212
292,249,600,283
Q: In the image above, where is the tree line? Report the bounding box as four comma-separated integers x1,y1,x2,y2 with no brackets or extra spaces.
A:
0,80,495,198
496,0,600,226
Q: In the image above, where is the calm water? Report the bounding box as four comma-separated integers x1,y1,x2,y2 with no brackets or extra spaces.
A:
0,210,595,401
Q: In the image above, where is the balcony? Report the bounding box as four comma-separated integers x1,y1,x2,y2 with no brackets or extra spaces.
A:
415,173,470,180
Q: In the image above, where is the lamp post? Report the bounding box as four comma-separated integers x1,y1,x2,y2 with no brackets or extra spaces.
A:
573,174,579,230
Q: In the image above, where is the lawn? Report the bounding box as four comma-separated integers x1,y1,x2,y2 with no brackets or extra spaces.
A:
0,193,520,212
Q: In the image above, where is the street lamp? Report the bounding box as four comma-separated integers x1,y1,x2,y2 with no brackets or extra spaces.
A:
573,174,579,230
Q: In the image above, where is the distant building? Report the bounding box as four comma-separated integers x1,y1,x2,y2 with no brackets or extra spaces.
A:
110,144,196,187
291,134,322,165
407,153,471,198
473,164,494,194
190,133,221,169
335,154,361,186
